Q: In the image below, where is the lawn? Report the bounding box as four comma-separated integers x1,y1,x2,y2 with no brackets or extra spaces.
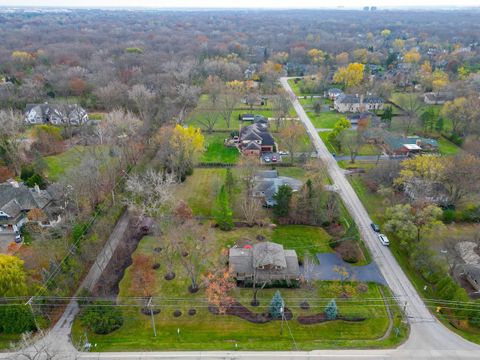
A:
307,111,345,129
318,131,380,157
200,133,240,164
175,168,226,216
44,145,108,181
272,225,333,262
438,137,460,155
71,230,407,351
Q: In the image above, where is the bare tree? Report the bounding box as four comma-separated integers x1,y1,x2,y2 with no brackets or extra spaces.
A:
170,220,213,292
196,109,220,133
219,89,241,129
397,94,422,135
11,331,66,360
0,109,24,174
128,84,156,125
273,90,291,131
125,169,176,219
302,253,316,290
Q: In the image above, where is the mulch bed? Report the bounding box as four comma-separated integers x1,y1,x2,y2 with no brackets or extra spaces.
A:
164,272,175,280
173,310,182,317
140,307,160,316
300,301,310,310
298,312,366,325
188,285,199,294
152,263,160,270
188,308,197,316
209,301,293,324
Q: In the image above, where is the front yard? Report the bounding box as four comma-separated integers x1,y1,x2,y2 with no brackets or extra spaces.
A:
71,230,407,351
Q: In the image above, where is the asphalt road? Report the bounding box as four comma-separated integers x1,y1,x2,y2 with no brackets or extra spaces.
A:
279,77,480,357
3,82,480,359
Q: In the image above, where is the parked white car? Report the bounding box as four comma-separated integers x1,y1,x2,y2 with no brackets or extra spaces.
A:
377,233,390,246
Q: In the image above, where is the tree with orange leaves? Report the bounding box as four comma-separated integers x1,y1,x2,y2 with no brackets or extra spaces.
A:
130,253,157,299
203,269,235,314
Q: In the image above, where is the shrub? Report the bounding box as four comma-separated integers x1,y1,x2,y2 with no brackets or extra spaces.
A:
325,299,338,320
0,304,36,334
335,240,361,263
80,301,123,334
442,209,456,223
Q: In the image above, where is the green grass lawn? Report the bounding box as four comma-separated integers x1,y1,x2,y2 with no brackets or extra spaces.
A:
438,137,460,155
43,145,108,181
71,230,407,351
175,168,226,216
307,111,345,129
272,225,332,262
318,131,379,157
200,133,240,164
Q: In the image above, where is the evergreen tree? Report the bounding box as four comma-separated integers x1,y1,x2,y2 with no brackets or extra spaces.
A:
273,184,293,218
325,299,338,320
380,106,393,129
435,116,444,132
224,168,235,202
269,290,284,319
214,185,234,231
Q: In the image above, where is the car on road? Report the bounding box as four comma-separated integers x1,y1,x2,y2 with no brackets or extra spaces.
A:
15,234,22,243
377,233,389,246
370,223,380,232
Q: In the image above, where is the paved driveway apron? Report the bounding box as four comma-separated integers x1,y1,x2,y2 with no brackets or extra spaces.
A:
301,252,387,285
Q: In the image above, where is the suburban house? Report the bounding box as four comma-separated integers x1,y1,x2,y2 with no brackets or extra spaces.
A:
347,112,373,127
0,180,52,229
239,122,275,156
334,94,384,113
423,92,454,105
229,241,300,284
327,88,343,100
253,170,302,207
383,135,439,155
25,103,88,125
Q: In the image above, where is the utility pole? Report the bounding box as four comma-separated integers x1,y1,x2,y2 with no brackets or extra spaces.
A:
26,296,40,331
147,297,157,337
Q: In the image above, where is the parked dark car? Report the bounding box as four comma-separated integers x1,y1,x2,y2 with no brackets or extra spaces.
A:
370,223,380,232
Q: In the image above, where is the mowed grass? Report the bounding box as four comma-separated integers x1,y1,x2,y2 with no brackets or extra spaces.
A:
307,111,346,129
438,137,460,155
44,145,108,181
200,133,240,164
318,131,379,156
175,168,226,216
71,230,406,351
272,225,333,262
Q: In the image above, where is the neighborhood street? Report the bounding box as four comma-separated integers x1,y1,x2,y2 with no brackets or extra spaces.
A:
279,76,480,357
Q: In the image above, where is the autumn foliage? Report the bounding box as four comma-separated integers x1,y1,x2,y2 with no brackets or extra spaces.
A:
130,254,156,298
203,269,235,314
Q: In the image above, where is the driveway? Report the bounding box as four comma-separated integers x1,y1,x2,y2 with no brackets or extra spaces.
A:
301,252,387,285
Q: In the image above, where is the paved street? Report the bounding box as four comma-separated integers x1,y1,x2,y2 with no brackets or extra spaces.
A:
279,76,480,357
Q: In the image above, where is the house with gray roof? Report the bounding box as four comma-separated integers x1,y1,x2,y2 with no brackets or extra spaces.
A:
229,241,300,284
334,94,384,113
0,180,52,228
25,103,88,125
239,122,275,156
383,134,439,155
253,169,302,207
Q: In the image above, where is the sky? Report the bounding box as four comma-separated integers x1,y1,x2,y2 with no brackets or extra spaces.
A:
0,0,479,9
